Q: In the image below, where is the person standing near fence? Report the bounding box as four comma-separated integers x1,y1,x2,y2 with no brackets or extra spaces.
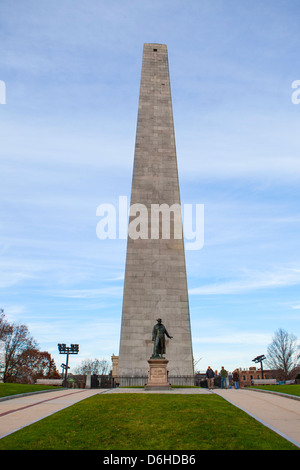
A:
220,366,228,389
206,366,215,389
232,369,240,389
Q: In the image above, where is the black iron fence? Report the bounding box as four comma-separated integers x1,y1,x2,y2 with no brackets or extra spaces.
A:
112,375,225,388
65,373,234,389
66,373,230,389
91,374,115,388
92,375,198,388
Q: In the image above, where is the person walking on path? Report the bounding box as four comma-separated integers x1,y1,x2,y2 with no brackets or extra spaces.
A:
232,369,240,389
206,366,215,389
220,366,228,389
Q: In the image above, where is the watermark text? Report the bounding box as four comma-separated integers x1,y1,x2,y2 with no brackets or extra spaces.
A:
96,196,204,251
291,80,300,104
0,80,6,104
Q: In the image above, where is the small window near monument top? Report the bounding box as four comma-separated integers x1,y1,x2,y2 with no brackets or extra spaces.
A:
153,48,157,51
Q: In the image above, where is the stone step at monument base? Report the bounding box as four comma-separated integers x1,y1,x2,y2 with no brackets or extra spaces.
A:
145,385,172,391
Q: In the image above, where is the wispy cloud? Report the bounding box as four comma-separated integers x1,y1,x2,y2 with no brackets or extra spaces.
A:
193,332,271,346
189,267,300,295
0,261,39,288
50,287,123,299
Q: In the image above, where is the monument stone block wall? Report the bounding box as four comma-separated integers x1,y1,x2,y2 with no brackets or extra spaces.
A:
118,44,194,378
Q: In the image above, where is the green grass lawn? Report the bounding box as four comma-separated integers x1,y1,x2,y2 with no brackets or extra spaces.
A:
248,384,300,397
0,393,297,450
0,383,62,398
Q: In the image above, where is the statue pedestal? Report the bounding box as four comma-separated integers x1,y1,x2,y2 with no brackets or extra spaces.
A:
145,358,172,390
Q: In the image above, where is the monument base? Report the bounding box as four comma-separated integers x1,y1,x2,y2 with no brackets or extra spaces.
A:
145,358,172,391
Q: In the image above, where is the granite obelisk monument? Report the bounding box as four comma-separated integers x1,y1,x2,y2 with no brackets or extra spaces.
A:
118,44,194,380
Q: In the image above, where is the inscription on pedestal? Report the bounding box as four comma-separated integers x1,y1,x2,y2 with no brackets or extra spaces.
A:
145,358,172,390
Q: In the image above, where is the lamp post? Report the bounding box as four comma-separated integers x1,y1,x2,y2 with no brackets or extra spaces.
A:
252,354,266,379
58,343,79,387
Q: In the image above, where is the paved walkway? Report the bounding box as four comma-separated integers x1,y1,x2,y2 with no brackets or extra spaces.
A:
0,387,299,448
213,389,300,448
0,388,105,439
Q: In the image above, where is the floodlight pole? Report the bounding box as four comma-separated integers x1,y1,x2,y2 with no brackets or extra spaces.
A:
252,355,266,380
58,344,79,387
65,353,69,385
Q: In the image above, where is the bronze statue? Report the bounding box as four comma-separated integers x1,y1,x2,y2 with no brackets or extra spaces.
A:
151,318,173,358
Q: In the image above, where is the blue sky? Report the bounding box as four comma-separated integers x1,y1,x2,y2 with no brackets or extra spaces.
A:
0,0,299,373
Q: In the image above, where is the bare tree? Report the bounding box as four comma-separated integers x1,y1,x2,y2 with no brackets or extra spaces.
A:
0,309,12,341
74,358,111,375
266,328,298,380
193,356,202,374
